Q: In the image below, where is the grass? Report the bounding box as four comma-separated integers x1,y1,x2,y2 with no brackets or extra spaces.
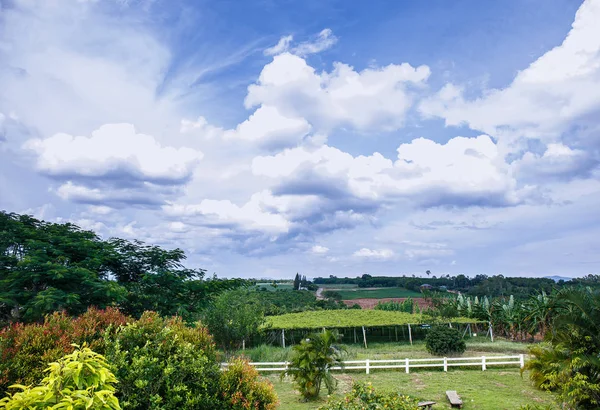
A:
232,337,530,362
267,369,557,409
318,284,359,289
255,283,295,291
337,287,422,299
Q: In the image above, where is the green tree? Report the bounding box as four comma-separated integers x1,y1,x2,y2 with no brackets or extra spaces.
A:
0,346,121,410
203,289,265,350
282,330,345,401
525,287,600,408
293,273,300,291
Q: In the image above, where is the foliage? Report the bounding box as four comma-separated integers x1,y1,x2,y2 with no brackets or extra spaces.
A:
0,307,130,394
204,289,265,350
322,291,343,301
374,299,414,313
219,358,278,410
336,288,421,300
104,311,222,409
524,287,600,409
425,325,466,356
0,346,120,410
264,310,479,330
254,290,346,316
0,212,127,323
0,211,245,324
318,382,419,410
282,330,345,401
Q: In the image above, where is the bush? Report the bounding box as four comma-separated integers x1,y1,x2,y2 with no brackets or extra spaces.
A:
105,311,222,409
0,308,130,394
219,358,278,410
318,382,418,410
0,346,120,410
425,325,466,356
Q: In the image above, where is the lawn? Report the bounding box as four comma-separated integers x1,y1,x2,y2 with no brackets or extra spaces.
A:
267,369,557,409
337,287,422,299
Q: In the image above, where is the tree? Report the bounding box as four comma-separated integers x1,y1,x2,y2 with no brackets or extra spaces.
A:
293,273,300,290
525,287,600,408
282,330,345,401
425,270,431,276
203,289,265,350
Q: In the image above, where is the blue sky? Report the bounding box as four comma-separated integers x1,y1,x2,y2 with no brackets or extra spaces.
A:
1,0,599,279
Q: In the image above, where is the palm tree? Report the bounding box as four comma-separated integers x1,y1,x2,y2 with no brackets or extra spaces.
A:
282,330,345,400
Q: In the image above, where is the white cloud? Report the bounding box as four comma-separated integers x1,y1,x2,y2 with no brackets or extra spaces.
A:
311,245,329,254
223,105,311,149
264,35,294,56
246,52,430,132
253,134,526,207
512,143,594,180
291,29,338,56
420,0,600,150
24,123,203,183
353,248,394,259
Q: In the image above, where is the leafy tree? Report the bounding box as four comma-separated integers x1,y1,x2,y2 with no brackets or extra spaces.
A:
525,287,600,408
204,289,265,350
0,212,126,323
282,330,345,401
0,346,120,410
293,273,300,291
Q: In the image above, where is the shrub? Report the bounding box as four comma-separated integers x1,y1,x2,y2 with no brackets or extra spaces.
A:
425,325,466,356
282,330,345,401
0,307,129,394
0,346,120,410
318,382,418,410
105,311,222,409
219,358,278,410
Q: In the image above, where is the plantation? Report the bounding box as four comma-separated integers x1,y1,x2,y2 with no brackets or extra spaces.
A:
264,310,481,330
336,288,421,300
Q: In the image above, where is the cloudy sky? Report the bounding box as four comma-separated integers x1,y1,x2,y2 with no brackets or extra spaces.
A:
1,0,599,279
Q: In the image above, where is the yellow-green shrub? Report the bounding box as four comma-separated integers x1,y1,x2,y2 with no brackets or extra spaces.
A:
219,358,278,410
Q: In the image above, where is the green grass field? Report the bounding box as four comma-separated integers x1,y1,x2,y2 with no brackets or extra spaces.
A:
267,369,557,409
337,287,422,299
318,284,359,289
255,282,295,291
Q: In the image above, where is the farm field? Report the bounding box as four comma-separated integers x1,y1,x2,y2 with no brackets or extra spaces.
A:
255,282,294,291
318,283,359,289
268,368,557,409
337,287,422,299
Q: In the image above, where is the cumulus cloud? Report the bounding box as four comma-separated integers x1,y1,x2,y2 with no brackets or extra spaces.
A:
420,0,600,156
25,123,203,183
353,248,394,259
245,53,430,132
512,143,596,181
253,134,527,208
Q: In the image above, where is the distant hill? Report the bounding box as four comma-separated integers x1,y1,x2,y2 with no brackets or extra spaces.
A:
544,275,572,282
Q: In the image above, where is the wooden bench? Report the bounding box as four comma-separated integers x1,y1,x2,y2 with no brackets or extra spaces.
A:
446,390,463,408
417,400,436,409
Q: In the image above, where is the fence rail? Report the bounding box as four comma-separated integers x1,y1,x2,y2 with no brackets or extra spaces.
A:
221,354,525,374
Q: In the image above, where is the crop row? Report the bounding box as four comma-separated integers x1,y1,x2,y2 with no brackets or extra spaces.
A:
263,309,483,330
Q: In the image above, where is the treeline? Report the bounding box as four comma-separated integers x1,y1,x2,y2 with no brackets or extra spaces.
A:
0,211,246,324
315,273,600,298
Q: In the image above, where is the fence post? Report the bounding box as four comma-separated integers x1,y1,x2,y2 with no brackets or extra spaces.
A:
489,322,494,342
405,358,410,374
519,354,525,368
282,329,285,348
362,326,368,349
444,357,448,372
366,359,370,375
482,356,486,371
408,324,413,345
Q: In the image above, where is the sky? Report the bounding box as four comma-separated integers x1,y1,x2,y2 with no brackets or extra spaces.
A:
1,0,599,279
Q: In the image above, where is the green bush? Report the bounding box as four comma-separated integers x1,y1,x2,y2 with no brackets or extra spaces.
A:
0,346,120,410
425,325,466,356
219,358,278,410
0,308,130,394
318,382,418,410
105,311,221,409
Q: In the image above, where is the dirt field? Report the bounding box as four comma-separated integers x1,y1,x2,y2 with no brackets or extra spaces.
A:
343,297,431,309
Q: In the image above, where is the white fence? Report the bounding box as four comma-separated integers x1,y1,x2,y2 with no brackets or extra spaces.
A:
221,354,525,374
